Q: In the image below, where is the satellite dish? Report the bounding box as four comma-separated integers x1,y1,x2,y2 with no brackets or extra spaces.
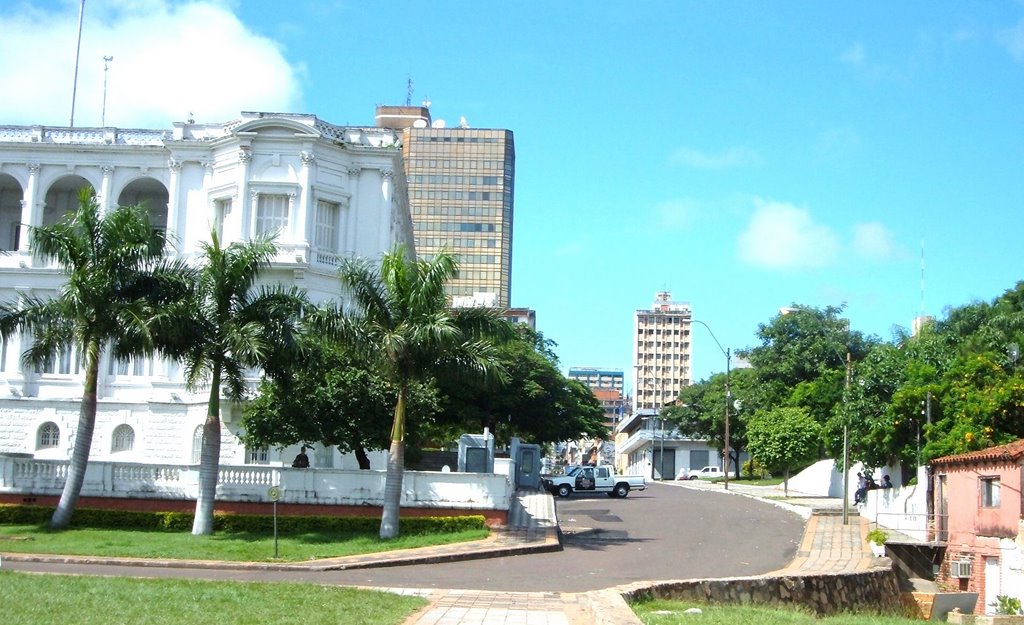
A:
412,119,427,128
432,119,446,128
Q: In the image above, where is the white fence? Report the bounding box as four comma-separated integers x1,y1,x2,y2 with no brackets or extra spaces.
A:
0,455,514,512
860,466,930,541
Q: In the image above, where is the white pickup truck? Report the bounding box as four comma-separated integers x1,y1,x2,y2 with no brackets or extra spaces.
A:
542,465,647,498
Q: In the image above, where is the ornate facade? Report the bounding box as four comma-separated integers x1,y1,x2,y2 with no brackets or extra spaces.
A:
0,112,413,469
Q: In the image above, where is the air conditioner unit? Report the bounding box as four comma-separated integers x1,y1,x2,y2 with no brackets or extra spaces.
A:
950,559,972,578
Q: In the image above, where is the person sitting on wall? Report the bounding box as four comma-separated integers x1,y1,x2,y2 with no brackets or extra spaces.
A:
854,472,868,504
291,446,310,468
881,475,893,489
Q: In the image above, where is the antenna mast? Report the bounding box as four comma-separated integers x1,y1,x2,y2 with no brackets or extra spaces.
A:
919,240,926,319
70,0,86,127
101,55,113,126
405,76,413,106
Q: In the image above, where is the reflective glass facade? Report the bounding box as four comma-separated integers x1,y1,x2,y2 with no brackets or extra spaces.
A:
403,128,514,306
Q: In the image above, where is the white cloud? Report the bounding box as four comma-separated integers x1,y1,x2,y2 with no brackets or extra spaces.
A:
0,1,303,128
654,199,700,230
670,146,761,170
997,18,1024,62
852,222,899,262
738,199,839,269
840,42,866,67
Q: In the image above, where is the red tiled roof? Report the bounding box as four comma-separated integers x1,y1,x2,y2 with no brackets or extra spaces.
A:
931,438,1024,466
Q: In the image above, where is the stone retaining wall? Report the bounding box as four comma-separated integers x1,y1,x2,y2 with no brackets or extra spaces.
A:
615,566,902,618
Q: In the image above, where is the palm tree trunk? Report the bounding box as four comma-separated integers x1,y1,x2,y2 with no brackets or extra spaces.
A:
50,342,100,529
379,388,406,539
192,369,222,535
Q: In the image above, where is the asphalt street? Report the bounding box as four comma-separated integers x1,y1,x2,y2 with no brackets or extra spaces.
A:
4,482,806,592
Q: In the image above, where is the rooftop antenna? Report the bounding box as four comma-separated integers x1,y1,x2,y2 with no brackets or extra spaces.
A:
405,76,413,106
101,55,113,126
69,0,86,127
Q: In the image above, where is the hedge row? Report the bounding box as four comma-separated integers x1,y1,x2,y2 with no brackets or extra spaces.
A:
0,504,486,535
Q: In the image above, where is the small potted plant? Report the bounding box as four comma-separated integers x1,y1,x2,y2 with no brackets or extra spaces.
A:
866,528,888,557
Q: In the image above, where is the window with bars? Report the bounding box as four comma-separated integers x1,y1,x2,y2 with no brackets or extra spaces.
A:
314,200,339,252
109,356,153,377
246,446,270,465
40,347,81,375
37,422,60,449
255,194,289,236
111,424,135,453
981,477,1000,508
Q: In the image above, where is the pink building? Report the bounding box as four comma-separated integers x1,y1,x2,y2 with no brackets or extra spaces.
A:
931,439,1024,614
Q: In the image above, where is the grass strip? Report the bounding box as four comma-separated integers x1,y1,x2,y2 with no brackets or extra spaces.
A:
0,524,488,562
632,599,923,625
0,570,425,625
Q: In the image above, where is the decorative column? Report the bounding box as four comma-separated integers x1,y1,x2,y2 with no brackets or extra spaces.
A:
164,158,183,248
237,146,252,240
345,167,361,255
296,150,315,258
18,163,40,252
99,165,115,214
379,168,394,253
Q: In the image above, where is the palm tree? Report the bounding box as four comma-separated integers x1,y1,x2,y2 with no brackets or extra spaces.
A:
334,246,510,539
178,229,306,535
0,188,192,529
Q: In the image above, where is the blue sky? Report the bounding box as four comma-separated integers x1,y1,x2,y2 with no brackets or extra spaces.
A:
3,1,1023,386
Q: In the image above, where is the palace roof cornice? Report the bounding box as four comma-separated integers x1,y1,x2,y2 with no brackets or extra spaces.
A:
0,112,403,151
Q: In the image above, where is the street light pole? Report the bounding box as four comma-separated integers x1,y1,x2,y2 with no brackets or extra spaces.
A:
691,320,731,491
842,352,851,526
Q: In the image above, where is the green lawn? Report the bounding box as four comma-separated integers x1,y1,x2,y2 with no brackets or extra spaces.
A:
632,600,921,625
0,570,425,625
0,524,488,562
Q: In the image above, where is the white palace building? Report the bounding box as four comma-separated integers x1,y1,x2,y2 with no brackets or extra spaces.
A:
0,112,414,474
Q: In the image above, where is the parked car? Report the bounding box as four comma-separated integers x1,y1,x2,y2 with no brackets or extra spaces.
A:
541,465,646,498
693,466,724,479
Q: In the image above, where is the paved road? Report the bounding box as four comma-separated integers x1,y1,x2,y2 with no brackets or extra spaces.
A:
4,482,806,592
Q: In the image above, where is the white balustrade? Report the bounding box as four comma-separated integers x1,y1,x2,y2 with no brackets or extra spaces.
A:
0,455,513,512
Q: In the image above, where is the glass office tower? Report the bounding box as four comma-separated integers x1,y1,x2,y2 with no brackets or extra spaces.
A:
376,105,514,307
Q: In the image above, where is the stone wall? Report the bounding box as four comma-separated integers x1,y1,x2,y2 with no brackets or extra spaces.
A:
617,567,903,617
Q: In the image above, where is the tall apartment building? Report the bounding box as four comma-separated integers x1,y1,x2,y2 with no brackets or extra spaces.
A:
633,291,693,411
568,367,624,428
375,105,514,306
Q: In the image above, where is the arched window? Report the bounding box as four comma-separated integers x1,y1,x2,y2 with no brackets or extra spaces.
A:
37,422,60,449
191,426,203,464
111,424,134,453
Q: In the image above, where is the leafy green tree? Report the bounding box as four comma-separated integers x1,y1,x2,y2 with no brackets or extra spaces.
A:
746,406,821,496
924,352,1024,458
0,189,192,529
435,327,607,446
242,339,439,469
741,304,873,413
330,246,509,539
663,367,763,478
173,230,307,536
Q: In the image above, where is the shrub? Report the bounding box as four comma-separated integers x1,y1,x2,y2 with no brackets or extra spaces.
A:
866,528,888,545
0,504,486,535
991,595,1022,616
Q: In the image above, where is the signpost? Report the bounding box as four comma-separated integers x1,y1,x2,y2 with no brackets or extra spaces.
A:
267,486,281,559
